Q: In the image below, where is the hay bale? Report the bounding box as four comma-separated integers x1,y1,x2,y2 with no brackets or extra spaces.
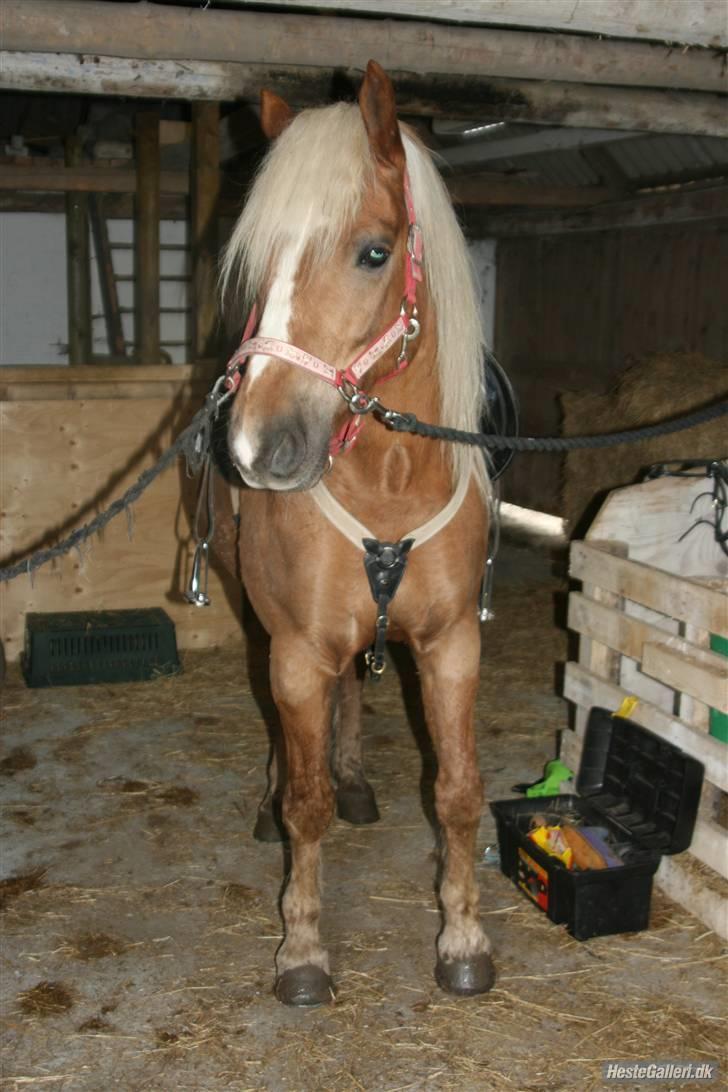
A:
561,353,728,535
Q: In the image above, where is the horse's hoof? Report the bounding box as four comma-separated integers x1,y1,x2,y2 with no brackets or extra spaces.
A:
275,965,335,1007
435,952,496,996
252,802,287,843
336,780,380,825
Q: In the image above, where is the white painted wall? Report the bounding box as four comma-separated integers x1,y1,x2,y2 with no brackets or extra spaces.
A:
0,213,68,364
0,213,190,365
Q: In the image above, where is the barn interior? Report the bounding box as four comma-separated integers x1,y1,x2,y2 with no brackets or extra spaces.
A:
1,2,727,1089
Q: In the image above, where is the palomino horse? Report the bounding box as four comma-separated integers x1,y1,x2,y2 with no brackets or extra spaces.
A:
221,61,494,1006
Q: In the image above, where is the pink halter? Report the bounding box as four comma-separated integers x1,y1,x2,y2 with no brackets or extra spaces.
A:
224,171,424,456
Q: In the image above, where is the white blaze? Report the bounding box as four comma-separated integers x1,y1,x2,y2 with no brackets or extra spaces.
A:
232,239,303,473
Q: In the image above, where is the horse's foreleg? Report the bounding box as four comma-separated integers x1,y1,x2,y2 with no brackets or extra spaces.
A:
270,637,336,1006
415,620,495,996
332,661,380,825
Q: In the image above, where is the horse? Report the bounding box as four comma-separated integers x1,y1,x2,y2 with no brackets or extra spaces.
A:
219,60,495,1006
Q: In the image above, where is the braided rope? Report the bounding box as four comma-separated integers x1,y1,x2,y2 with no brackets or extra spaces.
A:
380,399,728,451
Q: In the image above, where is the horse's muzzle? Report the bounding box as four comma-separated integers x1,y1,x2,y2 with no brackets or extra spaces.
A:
229,412,330,492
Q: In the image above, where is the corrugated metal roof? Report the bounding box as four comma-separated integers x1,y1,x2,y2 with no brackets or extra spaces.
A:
467,133,728,189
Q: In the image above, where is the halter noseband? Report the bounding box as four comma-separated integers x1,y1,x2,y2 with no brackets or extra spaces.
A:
224,170,423,456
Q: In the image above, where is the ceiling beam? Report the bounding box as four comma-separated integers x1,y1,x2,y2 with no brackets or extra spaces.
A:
230,1,728,49
449,178,611,207
2,0,725,94
466,184,728,235
0,159,611,210
2,52,726,137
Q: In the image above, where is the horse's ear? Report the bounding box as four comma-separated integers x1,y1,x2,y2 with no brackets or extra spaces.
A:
358,60,405,173
260,89,294,141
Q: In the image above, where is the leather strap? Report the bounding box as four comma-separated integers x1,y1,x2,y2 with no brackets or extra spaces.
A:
310,471,471,553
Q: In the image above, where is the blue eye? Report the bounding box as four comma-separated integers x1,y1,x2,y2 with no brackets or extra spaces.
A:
359,245,390,269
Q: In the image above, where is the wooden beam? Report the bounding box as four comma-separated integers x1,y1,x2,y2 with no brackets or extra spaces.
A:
88,194,126,358
237,0,728,49
190,103,221,361
449,178,611,208
0,164,188,194
64,136,91,365
467,184,728,236
0,191,187,219
563,662,728,792
135,111,160,365
2,52,726,137
0,159,615,212
4,1,724,92
570,541,727,634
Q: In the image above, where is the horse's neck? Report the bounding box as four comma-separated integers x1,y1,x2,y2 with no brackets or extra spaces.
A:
329,313,454,520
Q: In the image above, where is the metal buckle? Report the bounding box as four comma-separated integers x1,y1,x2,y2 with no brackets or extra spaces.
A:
407,223,423,263
338,377,379,416
397,303,420,365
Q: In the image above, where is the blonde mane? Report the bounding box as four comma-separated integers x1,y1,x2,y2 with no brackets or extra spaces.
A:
220,102,488,493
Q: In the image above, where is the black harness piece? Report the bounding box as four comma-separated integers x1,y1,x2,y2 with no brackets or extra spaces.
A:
362,538,414,680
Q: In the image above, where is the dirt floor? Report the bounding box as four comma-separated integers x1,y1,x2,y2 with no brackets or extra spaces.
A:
1,541,725,1092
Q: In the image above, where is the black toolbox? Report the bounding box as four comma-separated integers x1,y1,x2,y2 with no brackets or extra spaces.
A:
490,708,704,940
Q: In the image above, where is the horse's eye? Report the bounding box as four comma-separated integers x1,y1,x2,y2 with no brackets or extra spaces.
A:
359,245,390,269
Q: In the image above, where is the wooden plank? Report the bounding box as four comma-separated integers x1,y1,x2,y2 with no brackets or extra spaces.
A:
12,55,728,136
64,136,91,365
690,818,728,882
642,641,728,715
190,102,220,361
0,165,188,194
467,185,728,237
568,591,710,665
563,662,728,791
656,855,728,940
240,0,727,49
570,542,728,636
0,397,243,662
88,194,126,358
135,111,161,364
4,1,725,91
448,178,611,209
3,50,725,135
0,365,202,388
574,540,627,737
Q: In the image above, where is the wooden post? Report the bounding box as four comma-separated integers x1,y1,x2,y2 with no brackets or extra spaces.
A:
64,136,91,364
190,102,220,361
88,194,126,358
135,110,160,363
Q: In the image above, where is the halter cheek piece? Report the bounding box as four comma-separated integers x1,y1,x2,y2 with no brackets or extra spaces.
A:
224,170,423,457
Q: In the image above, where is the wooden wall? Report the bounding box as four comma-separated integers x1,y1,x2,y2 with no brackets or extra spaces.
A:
0,367,244,662
493,221,728,514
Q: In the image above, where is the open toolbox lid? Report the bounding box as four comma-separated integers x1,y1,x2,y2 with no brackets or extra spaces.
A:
575,708,704,855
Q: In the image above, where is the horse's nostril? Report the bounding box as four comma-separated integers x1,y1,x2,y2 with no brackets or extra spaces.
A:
269,428,304,478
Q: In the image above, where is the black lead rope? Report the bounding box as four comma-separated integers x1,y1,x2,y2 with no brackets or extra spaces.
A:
373,398,728,453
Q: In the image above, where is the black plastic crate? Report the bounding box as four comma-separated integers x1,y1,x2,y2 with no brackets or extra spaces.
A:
491,708,704,940
23,609,181,687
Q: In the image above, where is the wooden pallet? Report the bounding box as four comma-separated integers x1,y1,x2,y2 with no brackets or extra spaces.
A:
561,472,728,939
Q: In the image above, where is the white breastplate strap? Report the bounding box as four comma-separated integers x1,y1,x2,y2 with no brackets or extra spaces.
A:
310,471,471,553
